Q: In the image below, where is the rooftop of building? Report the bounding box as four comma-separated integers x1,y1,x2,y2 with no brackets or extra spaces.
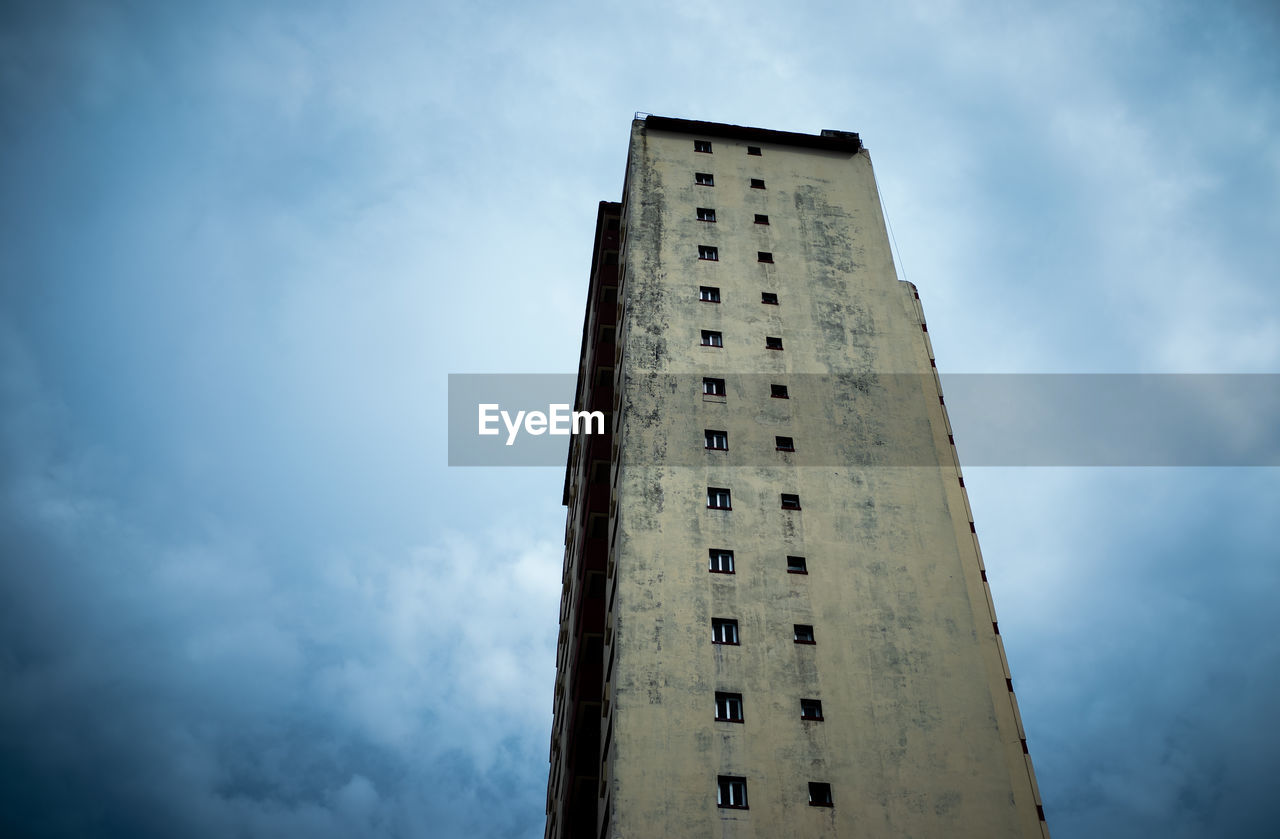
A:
639,114,862,154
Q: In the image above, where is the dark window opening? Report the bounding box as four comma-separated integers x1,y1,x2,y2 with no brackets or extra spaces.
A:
695,172,714,186
787,556,808,574
794,624,815,644
808,782,833,807
776,436,795,452
765,336,783,350
750,178,765,189
704,429,728,450
715,692,743,722
712,618,739,644
781,493,801,510
699,286,720,302
709,549,735,574
694,140,712,153
800,699,824,720
757,251,773,263
761,292,778,305
754,214,769,224
717,776,748,809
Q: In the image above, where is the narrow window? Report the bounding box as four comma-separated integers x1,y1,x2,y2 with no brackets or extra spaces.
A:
704,429,728,450
787,555,808,574
757,251,773,263
711,618,739,644
781,493,801,510
709,549,735,573
703,377,726,396
694,140,713,153
590,460,609,484
765,336,783,350
707,487,732,510
770,384,789,398
808,782,833,807
750,178,765,189
697,207,716,222
715,692,744,722
800,699,824,720
717,776,748,809
699,286,720,302
747,146,762,156
793,624,815,644
776,436,795,452
698,245,719,261
761,292,779,305
701,330,723,347
754,214,769,225
695,172,714,186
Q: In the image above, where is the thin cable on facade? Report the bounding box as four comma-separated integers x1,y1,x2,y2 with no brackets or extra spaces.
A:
875,177,908,285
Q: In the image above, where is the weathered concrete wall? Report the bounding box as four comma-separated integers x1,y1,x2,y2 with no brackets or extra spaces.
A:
597,120,1045,838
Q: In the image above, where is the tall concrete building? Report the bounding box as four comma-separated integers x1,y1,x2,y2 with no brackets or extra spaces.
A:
546,116,1047,838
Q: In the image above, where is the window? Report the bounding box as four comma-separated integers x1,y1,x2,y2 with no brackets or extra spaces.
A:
757,251,774,263
707,487,732,509
712,618,739,644
754,214,769,225
794,624,815,644
750,178,765,189
697,207,716,222
787,555,808,574
590,460,610,484
700,286,721,302
698,245,719,261
709,549,735,574
776,436,795,452
715,692,744,722
695,139,713,153
800,699,824,720
705,429,728,450
761,292,779,305
717,776,748,809
781,493,801,509
747,146,762,156
770,384,789,398
703,377,726,396
696,172,714,186
765,336,783,350
701,330,723,347
808,782,833,807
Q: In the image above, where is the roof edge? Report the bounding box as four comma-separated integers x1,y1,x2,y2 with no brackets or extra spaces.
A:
642,115,861,153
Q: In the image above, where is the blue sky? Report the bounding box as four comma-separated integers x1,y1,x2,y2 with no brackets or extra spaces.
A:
1,1,1277,837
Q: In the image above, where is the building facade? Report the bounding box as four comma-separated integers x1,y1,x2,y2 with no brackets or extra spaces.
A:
546,116,1047,838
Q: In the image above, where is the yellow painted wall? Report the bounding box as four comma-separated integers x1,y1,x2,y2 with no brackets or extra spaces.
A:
596,120,1046,838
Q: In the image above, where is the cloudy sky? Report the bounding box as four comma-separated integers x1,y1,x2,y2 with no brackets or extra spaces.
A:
1,1,1277,837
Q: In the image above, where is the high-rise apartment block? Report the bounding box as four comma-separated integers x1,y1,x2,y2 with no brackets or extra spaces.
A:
546,116,1047,838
